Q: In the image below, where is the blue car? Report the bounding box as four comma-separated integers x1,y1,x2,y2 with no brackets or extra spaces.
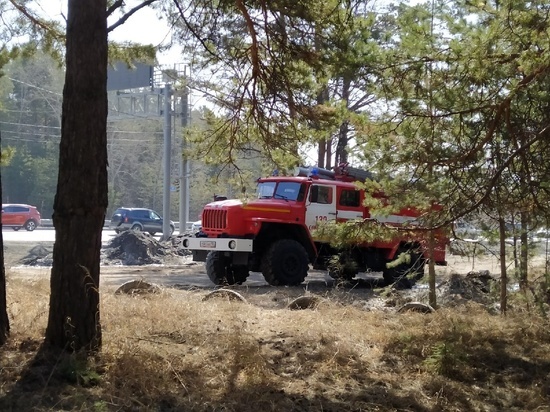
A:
110,207,174,236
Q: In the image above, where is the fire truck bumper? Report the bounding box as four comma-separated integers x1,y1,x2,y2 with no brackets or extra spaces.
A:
181,237,254,253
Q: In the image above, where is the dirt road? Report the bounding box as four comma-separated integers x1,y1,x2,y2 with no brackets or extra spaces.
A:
4,239,520,290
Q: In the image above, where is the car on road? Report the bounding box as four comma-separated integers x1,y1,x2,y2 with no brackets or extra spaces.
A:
453,220,482,240
110,207,175,236
1,203,41,231
191,220,202,233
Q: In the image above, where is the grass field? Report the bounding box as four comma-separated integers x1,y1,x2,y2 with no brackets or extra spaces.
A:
1,241,550,411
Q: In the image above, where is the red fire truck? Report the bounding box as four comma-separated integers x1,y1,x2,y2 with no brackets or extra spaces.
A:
182,165,448,287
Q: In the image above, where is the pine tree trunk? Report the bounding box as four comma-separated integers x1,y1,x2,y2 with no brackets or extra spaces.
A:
499,217,508,315
44,0,108,352
0,244,7,345
0,141,9,345
428,230,437,309
335,76,351,166
519,211,529,292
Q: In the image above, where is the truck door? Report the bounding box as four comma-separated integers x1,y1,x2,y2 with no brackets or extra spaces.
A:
305,184,337,232
337,188,363,222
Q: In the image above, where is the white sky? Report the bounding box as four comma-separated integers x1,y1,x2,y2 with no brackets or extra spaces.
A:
35,1,181,65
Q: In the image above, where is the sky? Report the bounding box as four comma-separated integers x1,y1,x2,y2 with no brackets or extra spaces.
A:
35,1,181,65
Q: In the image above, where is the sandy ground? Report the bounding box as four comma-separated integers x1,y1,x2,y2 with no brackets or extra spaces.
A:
5,239,541,289
6,239,548,312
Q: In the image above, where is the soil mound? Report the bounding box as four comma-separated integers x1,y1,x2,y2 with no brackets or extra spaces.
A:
20,245,54,266
435,270,498,308
101,231,189,265
20,231,190,267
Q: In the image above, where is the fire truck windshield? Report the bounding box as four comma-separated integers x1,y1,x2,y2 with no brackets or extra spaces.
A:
257,181,303,201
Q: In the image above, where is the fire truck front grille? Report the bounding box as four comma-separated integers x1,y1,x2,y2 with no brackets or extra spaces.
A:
203,209,227,230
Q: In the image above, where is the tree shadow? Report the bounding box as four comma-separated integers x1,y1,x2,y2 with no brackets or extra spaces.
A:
0,337,440,411
0,341,99,410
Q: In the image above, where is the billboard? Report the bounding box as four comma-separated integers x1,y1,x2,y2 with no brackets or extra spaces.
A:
107,62,153,91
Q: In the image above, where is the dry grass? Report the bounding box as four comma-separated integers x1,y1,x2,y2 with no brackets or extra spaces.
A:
2,271,550,412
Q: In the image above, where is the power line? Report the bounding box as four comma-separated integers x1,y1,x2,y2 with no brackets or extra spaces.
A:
108,129,164,136
1,129,60,139
1,129,166,145
0,120,164,135
0,108,59,114
0,123,168,142
8,77,63,96
1,136,55,144
0,121,61,130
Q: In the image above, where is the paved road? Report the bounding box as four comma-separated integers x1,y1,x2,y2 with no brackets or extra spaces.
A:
1,228,161,243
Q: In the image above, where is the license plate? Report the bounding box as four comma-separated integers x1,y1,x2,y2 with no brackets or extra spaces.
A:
200,240,216,248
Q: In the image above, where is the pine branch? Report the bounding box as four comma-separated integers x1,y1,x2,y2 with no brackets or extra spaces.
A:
107,0,159,33
8,0,64,40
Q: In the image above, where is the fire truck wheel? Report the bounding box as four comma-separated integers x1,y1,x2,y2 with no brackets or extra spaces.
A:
232,266,250,284
206,251,235,285
383,246,425,288
261,239,309,286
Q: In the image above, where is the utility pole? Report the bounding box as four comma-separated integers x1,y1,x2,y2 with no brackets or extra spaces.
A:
179,68,190,234
161,83,172,240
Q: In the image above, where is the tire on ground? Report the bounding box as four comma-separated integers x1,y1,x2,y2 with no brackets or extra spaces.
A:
206,251,249,285
232,265,250,284
383,245,425,288
261,239,309,286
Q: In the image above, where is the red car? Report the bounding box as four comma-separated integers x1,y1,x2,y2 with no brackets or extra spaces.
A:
1,203,42,231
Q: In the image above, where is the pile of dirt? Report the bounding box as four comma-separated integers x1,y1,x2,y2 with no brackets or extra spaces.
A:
381,270,499,312
20,231,190,267
437,270,498,308
19,245,54,266
445,271,497,307
101,231,190,265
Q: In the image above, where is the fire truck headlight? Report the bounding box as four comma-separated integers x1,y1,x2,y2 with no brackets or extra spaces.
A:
182,239,189,248
229,240,237,250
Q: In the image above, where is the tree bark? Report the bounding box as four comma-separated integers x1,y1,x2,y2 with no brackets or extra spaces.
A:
499,217,508,315
0,133,9,345
519,211,529,292
335,76,351,166
428,230,437,309
45,0,108,352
